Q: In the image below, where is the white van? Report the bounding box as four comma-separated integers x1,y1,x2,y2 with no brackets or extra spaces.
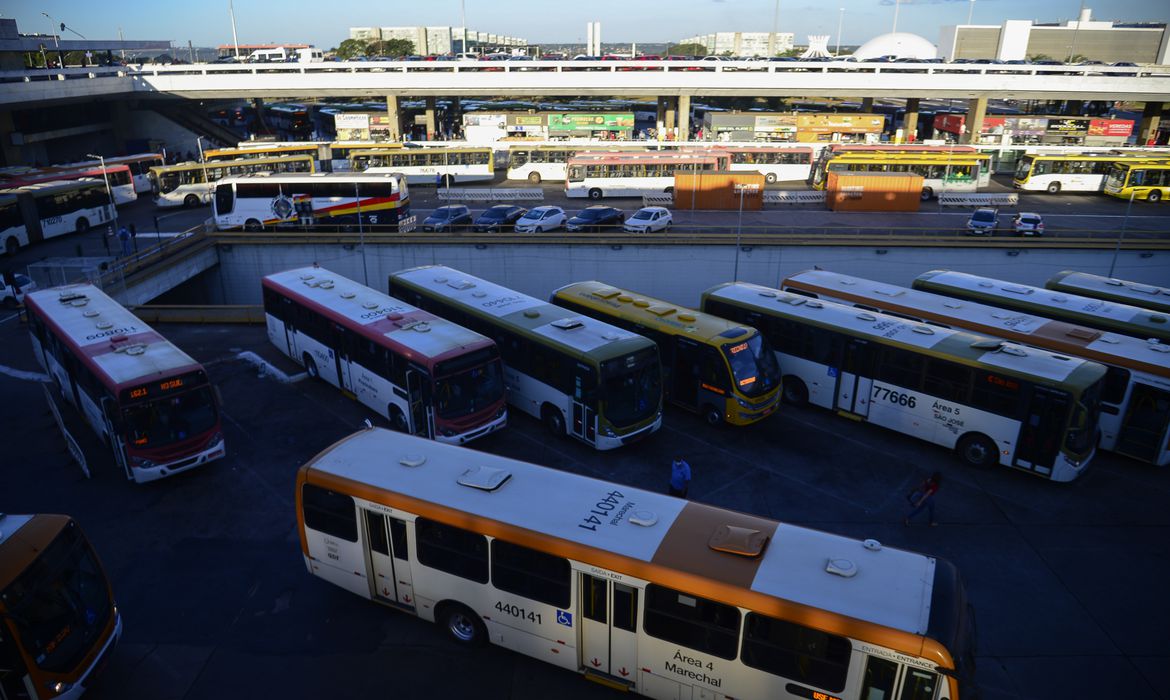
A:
248,47,288,63
297,48,324,63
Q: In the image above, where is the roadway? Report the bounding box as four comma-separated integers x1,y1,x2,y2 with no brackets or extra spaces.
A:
1,320,1166,700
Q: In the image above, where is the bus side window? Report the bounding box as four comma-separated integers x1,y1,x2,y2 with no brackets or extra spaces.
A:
859,656,898,700
700,347,728,391
301,483,358,542
900,667,940,700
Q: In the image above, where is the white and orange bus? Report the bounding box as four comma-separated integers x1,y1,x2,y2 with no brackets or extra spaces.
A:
58,153,165,194
262,267,507,444
1,164,136,205
25,284,227,483
297,427,978,700
0,513,122,699
783,269,1170,467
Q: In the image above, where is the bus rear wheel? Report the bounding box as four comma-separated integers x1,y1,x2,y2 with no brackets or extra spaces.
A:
1046,182,1061,194
781,376,809,405
389,406,409,433
543,405,565,437
527,172,542,184
75,217,90,235
184,194,201,208
441,175,454,188
303,353,319,379
957,433,997,469
765,173,778,184
244,219,262,232
438,603,487,647
1149,190,1163,203
920,187,933,201
588,188,602,200
4,236,18,256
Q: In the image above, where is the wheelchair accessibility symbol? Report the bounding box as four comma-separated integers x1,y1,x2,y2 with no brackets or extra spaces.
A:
556,610,573,627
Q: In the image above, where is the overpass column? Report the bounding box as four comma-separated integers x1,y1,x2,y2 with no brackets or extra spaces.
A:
677,95,691,141
903,98,920,143
664,98,677,141
655,97,666,138
0,110,22,167
1138,102,1163,146
962,97,987,144
451,97,462,139
251,98,268,136
860,97,874,112
424,97,437,141
385,95,402,141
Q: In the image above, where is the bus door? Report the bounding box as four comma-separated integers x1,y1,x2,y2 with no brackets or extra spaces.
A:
405,368,432,438
0,618,33,700
280,296,299,358
570,364,596,444
859,655,941,700
671,337,702,409
101,397,132,481
836,338,872,418
579,573,638,689
361,509,415,610
1116,384,1170,463
1014,387,1067,475
331,322,354,393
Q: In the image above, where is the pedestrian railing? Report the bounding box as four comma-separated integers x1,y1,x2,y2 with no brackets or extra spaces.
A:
938,192,1019,207
436,188,544,202
764,191,827,205
641,194,674,207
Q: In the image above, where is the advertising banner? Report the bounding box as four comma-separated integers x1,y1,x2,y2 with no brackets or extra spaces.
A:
1088,119,1134,137
548,113,635,131
334,113,370,130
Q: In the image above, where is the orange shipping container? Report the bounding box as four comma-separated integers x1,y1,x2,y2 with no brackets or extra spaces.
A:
826,172,923,212
674,172,765,210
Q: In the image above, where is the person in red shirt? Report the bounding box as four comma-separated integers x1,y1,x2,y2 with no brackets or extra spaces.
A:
904,471,941,526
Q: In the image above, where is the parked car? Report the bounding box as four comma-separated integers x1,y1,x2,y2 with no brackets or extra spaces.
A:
566,205,624,232
623,206,673,233
473,205,528,232
1013,212,1045,236
422,205,472,232
966,207,999,235
514,205,566,233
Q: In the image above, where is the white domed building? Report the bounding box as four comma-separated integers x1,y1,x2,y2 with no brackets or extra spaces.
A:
852,32,938,60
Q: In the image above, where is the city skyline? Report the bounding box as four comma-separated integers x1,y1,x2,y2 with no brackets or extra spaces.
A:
4,0,1169,50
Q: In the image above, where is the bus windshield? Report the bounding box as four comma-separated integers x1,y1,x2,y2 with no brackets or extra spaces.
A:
723,334,780,398
433,357,504,421
600,347,661,427
1,523,112,673
123,387,218,448
1065,380,1103,455
1103,166,1127,190
1013,157,1035,180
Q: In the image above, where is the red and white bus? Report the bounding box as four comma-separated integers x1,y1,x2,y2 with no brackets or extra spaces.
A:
59,153,165,194
0,513,122,699
1,164,136,205
262,267,507,444
25,284,226,483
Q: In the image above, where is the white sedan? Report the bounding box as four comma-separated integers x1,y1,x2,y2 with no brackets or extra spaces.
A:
513,206,566,233
623,206,673,233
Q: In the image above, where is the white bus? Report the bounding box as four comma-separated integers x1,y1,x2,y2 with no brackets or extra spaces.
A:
783,269,1170,467
566,152,728,199
1,164,137,205
388,265,663,450
58,153,165,194
1046,270,1170,316
150,155,316,208
724,146,815,183
0,180,113,256
297,427,978,700
25,283,227,482
913,270,1170,346
506,144,661,184
702,281,1107,480
212,172,411,232
262,267,507,444
355,146,495,186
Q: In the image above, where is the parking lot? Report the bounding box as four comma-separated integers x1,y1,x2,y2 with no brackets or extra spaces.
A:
2,315,1167,700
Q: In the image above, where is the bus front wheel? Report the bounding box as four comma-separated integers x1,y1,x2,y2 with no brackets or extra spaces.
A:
543,405,565,437
389,406,409,433
244,219,262,232
303,353,319,379
765,173,778,184
527,172,542,184
588,188,602,200
782,376,809,405
4,236,18,256
75,217,90,235
184,194,201,208
1046,182,1061,194
957,433,997,469
920,187,933,201
438,602,487,647
702,404,723,426
1149,191,1163,203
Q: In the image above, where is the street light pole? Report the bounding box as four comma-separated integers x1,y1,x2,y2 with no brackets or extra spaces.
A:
196,135,206,162
734,185,745,280
87,153,118,251
229,0,241,60
354,182,369,285
836,8,844,57
1108,190,1135,278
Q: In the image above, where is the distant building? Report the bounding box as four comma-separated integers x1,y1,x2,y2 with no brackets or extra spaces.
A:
348,26,526,55
939,9,1169,62
677,32,795,57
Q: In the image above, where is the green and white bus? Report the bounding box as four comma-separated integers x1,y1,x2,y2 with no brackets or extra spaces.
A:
702,281,1106,480
389,265,662,450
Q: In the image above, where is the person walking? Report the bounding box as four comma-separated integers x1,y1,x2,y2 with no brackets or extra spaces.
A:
117,226,132,257
669,456,691,498
904,471,942,526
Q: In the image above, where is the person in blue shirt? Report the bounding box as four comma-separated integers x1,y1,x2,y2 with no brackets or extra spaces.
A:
669,456,691,498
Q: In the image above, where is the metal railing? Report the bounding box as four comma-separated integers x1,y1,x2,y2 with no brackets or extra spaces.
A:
436,188,544,202
764,191,827,205
938,193,1021,207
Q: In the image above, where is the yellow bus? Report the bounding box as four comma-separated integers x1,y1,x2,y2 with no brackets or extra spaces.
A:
297,427,978,700
813,151,992,200
1046,269,1170,316
204,143,322,162
550,281,781,426
1009,153,1164,194
1,513,122,698
1103,161,1170,202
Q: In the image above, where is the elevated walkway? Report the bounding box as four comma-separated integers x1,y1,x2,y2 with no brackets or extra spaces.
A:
152,103,239,149
95,230,219,306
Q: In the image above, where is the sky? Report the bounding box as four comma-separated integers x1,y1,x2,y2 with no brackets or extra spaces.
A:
4,0,1169,49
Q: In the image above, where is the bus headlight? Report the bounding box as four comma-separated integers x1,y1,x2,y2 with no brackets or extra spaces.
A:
129,456,156,469
440,428,456,437
735,396,752,409
48,681,74,694
601,426,616,437
205,432,224,449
